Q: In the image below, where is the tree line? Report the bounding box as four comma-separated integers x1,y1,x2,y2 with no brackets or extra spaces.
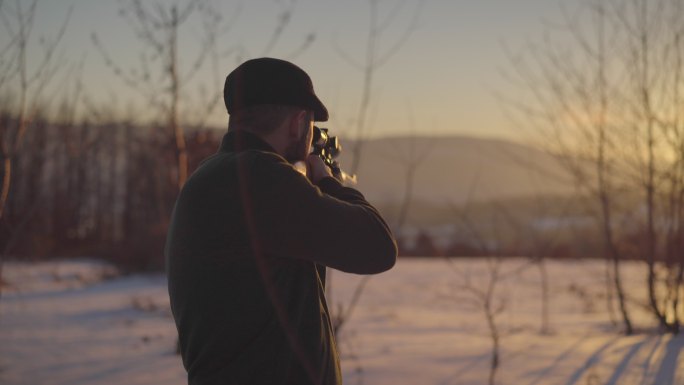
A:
1,111,218,270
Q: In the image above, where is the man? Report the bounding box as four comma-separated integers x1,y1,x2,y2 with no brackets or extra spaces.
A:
165,57,397,385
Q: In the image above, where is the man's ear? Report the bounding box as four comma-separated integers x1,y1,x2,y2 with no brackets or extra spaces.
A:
287,109,307,138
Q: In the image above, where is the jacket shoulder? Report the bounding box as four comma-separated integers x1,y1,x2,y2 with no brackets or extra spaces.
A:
248,150,308,178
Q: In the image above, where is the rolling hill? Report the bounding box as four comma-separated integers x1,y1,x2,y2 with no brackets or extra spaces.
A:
335,135,574,207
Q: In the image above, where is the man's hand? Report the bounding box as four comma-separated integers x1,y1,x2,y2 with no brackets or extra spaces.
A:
306,154,333,184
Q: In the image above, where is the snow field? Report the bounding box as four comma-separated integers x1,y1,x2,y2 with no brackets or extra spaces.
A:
1,258,682,385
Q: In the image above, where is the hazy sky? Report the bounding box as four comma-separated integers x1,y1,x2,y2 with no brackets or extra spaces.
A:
15,0,568,140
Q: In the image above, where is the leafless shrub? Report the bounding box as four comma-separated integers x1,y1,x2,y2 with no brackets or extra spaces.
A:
327,2,426,347
497,0,684,334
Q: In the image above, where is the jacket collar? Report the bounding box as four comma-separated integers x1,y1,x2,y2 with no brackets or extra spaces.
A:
219,129,277,154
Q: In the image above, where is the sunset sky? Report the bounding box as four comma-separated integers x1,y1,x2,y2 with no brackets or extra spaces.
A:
20,0,568,141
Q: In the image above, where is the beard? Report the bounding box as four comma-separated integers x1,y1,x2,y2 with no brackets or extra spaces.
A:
284,125,312,164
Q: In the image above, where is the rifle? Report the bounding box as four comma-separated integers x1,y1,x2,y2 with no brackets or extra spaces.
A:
311,126,357,185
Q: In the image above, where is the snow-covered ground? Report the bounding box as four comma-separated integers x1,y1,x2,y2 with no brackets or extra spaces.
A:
0,258,682,385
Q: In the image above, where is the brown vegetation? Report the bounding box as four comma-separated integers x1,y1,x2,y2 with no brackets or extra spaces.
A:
0,113,218,271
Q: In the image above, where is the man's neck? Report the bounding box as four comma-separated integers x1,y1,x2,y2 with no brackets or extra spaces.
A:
229,127,286,157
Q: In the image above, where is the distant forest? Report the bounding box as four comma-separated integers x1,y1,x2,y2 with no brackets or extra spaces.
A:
1,113,648,269
2,113,219,270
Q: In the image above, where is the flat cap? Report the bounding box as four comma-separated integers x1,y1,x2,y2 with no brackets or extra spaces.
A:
224,57,329,121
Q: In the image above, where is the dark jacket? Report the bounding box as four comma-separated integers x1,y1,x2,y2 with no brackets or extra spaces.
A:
165,130,397,385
